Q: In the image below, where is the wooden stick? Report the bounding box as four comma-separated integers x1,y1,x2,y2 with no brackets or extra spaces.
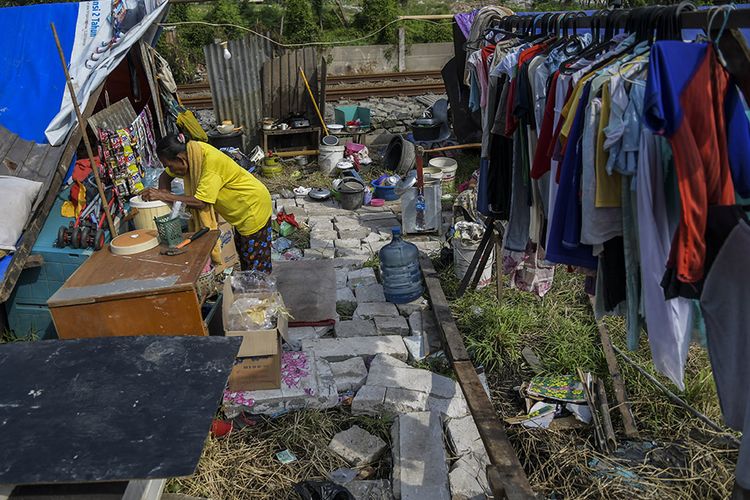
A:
589,297,639,438
51,23,118,238
273,149,319,158
595,376,618,452
398,14,455,20
424,142,481,153
299,67,328,137
611,343,741,446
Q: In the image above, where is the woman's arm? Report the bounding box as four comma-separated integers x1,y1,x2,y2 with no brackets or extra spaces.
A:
158,170,172,191
141,188,207,210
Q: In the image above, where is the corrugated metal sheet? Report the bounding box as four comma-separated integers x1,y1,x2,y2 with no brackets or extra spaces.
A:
204,35,274,150
262,47,324,126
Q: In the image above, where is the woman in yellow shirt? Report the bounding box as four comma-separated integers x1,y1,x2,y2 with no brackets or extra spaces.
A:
142,134,273,273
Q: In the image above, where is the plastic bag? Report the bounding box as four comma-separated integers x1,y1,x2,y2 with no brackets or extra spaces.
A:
293,481,354,500
226,294,283,330
231,270,277,294
143,166,165,188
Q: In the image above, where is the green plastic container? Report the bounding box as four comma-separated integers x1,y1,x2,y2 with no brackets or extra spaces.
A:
154,214,183,247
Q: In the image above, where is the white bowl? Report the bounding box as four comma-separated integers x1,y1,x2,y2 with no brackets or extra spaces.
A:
217,124,234,134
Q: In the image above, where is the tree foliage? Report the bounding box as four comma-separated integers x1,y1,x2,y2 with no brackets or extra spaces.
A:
283,0,320,45
358,0,398,44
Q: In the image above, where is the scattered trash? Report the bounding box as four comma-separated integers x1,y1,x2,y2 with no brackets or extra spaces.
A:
281,351,310,389
280,188,295,199
567,403,593,424
507,401,556,429
276,449,298,464
210,418,233,438
356,465,376,480
279,221,295,237
527,374,586,403
282,248,304,261
294,186,312,196
273,237,293,253
588,457,646,490
329,468,358,484
453,221,485,242
293,480,354,500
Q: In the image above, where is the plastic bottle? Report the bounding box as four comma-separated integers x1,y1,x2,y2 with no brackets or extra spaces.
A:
379,227,424,304
415,188,426,232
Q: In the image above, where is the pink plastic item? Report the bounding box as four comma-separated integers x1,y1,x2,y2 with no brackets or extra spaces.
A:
370,198,385,207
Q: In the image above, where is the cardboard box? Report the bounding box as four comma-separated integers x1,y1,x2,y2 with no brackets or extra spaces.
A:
217,220,239,271
227,338,282,391
222,280,288,357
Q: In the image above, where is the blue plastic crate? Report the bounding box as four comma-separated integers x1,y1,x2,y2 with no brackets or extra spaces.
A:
5,189,93,339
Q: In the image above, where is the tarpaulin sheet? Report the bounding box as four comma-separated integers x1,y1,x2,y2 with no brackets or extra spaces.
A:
0,0,168,146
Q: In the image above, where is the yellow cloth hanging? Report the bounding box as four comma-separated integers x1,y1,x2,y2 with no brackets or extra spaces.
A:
184,141,222,266
177,110,208,142
60,180,87,218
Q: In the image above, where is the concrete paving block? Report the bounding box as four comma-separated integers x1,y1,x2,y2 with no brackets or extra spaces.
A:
305,247,335,259
396,298,429,317
309,216,334,226
334,214,361,223
358,205,389,213
359,212,401,222
310,229,339,241
369,352,411,370
276,198,297,212
391,412,450,500
445,415,489,459
338,228,371,240
337,287,357,308
363,231,390,243
448,458,489,500
329,425,387,466
427,394,470,419
408,311,423,336
301,335,408,363
348,268,377,288
355,283,386,303
383,387,428,414
412,240,443,255
351,385,386,416
335,319,378,338
286,327,329,351
310,238,336,250
403,335,426,361
333,258,365,270
366,357,461,400
353,302,400,320
336,246,371,258
335,268,349,289
363,240,389,254
344,480,393,500
330,357,368,393
335,238,363,249
374,315,410,337
334,219,364,231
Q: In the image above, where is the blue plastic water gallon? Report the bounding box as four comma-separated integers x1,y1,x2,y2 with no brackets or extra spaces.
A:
379,227,424,304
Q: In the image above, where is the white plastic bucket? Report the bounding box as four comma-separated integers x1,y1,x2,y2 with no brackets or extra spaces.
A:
130,195,171,231
453,237,494,289
319,144,345,176
429,157,458,189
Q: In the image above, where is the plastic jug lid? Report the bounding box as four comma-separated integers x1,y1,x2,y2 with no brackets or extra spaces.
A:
392,227,401,235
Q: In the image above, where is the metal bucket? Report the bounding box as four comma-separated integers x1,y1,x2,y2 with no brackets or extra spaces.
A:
339,179,365,211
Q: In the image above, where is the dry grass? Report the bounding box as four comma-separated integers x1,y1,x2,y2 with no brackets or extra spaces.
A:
168,409,392,500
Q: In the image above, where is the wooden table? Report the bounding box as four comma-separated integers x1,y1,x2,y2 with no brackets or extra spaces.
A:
47,231,218,339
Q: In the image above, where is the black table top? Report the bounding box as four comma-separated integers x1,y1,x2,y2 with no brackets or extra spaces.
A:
0,335,240,485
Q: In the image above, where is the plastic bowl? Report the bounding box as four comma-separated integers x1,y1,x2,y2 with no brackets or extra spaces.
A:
370,180,399,201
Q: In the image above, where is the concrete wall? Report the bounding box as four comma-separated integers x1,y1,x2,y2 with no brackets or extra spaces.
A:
324,42,453,75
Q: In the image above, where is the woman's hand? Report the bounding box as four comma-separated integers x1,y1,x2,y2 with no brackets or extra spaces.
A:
141,188,167,202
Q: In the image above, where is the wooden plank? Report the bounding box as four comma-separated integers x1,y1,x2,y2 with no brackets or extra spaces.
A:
0,84,105,304
589,297,639,438
47,230,217,307
140,42,167,138
454,361,536,500
122,479,166,500
420,254,534,499
419,254,470,362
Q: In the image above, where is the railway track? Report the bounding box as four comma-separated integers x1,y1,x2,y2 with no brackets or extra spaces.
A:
177,70,445,109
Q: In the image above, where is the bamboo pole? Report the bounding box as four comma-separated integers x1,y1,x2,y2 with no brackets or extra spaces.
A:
51,23,118,238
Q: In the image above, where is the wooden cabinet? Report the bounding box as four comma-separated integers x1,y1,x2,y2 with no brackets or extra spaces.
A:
47,231,218,339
